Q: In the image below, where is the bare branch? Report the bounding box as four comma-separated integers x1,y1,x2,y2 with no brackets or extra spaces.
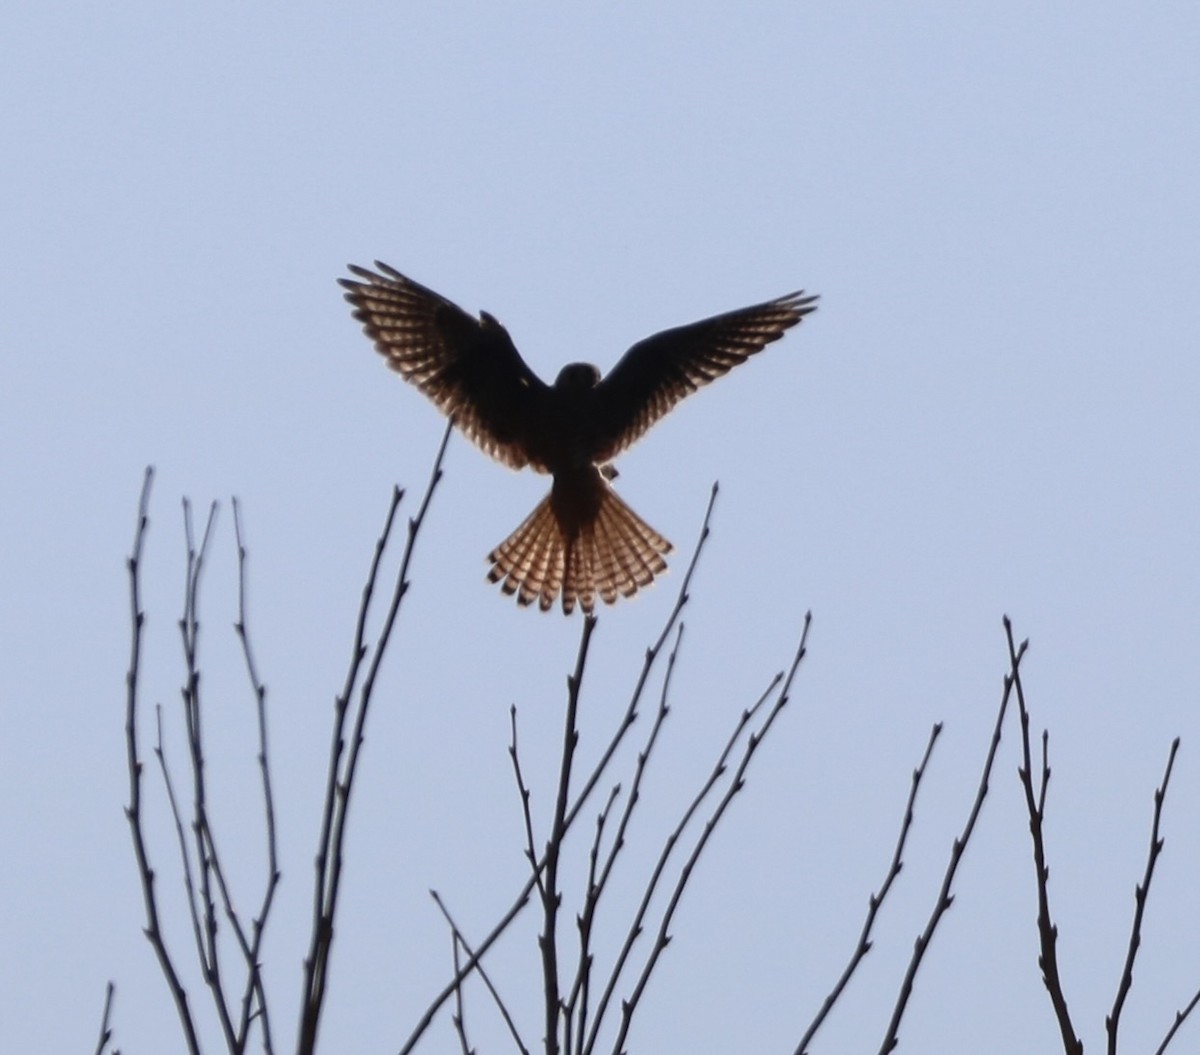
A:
605,612,811,1055
450,933,476,1055
178,497,242,1050
230,496,278,1054
153,704,208,979
123,467,203,1055
431,891,531,1055
1008,617,1083,1055
1106,738,1181,1055
567,781,622,1055
93,981,116,1055
563,485,719,838
595,623,683,903
398,483,720,1055
1036,730,1050,820
305,481,403,1012
1157,983,1200,1055
587,664,777,1041
876,618,1017,1055
541,614,599,1055
795,722,943,1055
300,420,453,1055
568,623,682,1054
509,706,546,901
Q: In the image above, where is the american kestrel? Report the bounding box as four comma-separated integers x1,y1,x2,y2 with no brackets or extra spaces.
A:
341,262,817,614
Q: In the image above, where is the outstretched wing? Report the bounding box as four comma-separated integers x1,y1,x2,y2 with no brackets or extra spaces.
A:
590,290,819,460
340,262,549,469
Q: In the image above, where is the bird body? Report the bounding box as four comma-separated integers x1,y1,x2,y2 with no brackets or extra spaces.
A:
340,262,817,614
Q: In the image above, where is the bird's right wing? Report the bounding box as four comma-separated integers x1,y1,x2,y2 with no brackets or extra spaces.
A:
340,262,549,469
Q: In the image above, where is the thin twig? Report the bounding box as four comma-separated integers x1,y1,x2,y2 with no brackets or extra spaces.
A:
595,623,684,901
230,496,279,1055
179,498,241,1051
585,666,779,1054
510,706,546,901
1107,738,1181,1055
399,881,536,1055
153,704,207,977
563,485,720,839
1009,616,1082,1055
568,623,683,1055
606,612,811,1055
876,618,1017,1055
124,467,202,1055
301,420,452,1054
1037,731,1050,820
303,481,403,1042
541,614,599,1055
431,891,531,1055
450,933,475,1055
93,981,116,1055
1156,982,1200,1055
159,651,273,1055
397,483,720,1055
568,782,622,1055
795,722,943,1055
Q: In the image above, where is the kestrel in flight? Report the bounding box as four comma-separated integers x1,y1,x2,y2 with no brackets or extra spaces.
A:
340,262,818,614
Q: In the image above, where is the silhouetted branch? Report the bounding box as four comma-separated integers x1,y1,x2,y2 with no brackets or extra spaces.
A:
541,614,599,1055
604,611,811,1055
450,933,476,1055
300,419,453,1054
181,497,253,1050
563,485,720,835
594,623,682,902
795,722,942,1055
432,890,530,1055
1008,617,1083,1055
93,981,117,1055
229,497,278,1054
876,619,1017,1055
567,622,681,1055
119,449,1198,1055
176,497,243,1049
305,479,404,1036
152,704,207,979
1157,983,1200,1055
131,491,282,1055
398,483,720,1055
510,706,546,901
567,781,622,1055
124,466,203,1055
1106,738,1181,1055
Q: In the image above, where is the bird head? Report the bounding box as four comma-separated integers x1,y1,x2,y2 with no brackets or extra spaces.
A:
553,362,602,391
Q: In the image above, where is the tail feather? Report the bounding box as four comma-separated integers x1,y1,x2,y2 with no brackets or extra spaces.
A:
589,514,623,605
562,531,592,614
596,490,667,595
488,498,561,609
487,480,671,615
592,505,639,603
525,511,562,611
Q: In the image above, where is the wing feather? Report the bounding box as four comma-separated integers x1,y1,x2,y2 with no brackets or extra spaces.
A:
591,291,818,459
340,263,549,469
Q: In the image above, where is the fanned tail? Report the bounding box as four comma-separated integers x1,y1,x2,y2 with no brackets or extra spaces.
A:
487,476,671,615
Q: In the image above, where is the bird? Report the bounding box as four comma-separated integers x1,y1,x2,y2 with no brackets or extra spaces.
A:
340,262,818,615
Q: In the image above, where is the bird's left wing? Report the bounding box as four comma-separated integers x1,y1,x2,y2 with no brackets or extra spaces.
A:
591,289,818,460
340,262,549,469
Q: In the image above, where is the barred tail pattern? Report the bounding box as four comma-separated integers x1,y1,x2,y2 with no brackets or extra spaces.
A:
487,485,672,615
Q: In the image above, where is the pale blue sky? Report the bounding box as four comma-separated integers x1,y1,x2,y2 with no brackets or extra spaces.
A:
3,4,1199,1052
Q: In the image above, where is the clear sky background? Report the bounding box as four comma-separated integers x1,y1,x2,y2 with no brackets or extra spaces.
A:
3,4,1199,1053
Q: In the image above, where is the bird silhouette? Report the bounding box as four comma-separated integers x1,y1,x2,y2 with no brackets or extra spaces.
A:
341,262,817,614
